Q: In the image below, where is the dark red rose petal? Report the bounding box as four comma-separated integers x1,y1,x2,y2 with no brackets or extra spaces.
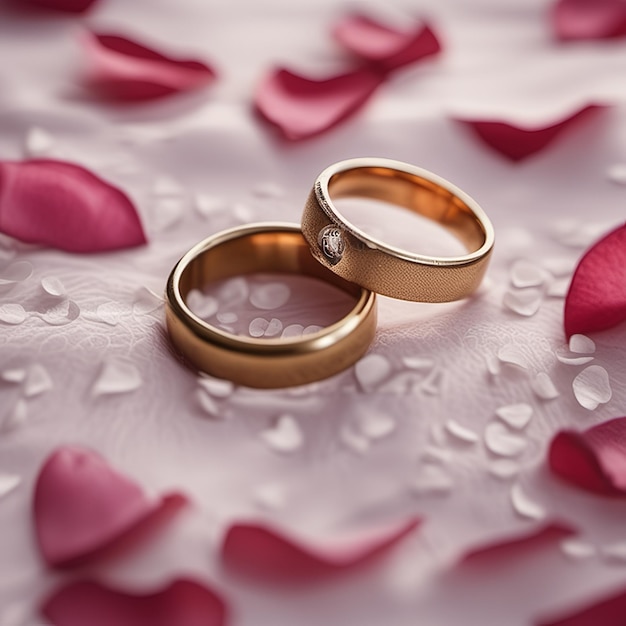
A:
42,579,228,626
12,0,97,13
564,223,626,338
552,0,626,41
254,66,385,140
537,585,626,625
457,105,603,161
332,14,441,72
34,446,188,568
221,517,421,582
461,522,576,566
0,160,146,253
82,31,217,101
548,417,626,496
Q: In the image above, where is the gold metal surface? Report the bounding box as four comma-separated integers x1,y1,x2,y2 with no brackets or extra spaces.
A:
301,158,495,302
165,223,377,389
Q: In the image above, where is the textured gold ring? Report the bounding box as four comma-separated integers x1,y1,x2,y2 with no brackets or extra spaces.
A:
165,223,377,389
301,157,494,302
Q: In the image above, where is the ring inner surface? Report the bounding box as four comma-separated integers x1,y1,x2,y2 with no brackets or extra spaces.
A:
178,230,363,305
328,166,486,253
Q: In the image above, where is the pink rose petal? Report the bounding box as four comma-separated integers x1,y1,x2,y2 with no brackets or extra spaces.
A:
82,31,217,101
461,522,576,566
332,14,441,72
42,579,228,626
548,417,626,496
564,223,626,338
221,517,421,582
34,446,187,568
552,0,626,41
254,67,385,140
458,105,603,162
0,160,146,253
537,585,626,625
15,0,97,13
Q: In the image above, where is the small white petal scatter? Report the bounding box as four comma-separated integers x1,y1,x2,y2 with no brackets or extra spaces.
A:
606,163,626,185
261,415,304,453
510,483,545,520
196,390,220,418
232,202,253,222
531,372,560,400
485,353,501,376
96,302,125,326
560,538,596,560
249,317,269,337
1,369,26,384
39,300,79,325
510,259,545,288
411,464,454,495
420,368,444,395
502,288,542,316
0,304,27,325
484,422,528,456
24,126,54,157
24,364,53,398
92,360,142,396
402,356,435,372
0,261,33,285
41,276,66,297
1,400,27,432
421,446,453,464
186,290,219,319
303,325,322,335
600,541,626,562
0,474,21,499
253,483,286,510
198,375,234,398
495,403,533,429
250,282,291,310
217,312,238,324
569,334,596,354
358,410,396,440
340,422,371,454
445,419,479,443
133,287,163,314
572,365,612,410
218,277,249,308
546,277,570,298
355,354,392,391
488,458,521,479
497,345,528,369
555,350,594,366
541,257,575,277
281,324,304,338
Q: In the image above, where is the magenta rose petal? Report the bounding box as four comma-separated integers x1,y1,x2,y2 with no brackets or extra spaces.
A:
537,586,626,625
16,0,98,13
552,0,626,41
221,517,421,582
254,67,386,140
0,159,146,253
42,578,228,626
564,223,626,339
458,105,603,162
548,417,626,496
81,31,217,101
332,14,441,72
461,522,576,566
34,446,188,569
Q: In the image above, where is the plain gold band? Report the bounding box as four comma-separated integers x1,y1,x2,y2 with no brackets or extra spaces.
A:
165,223,377,389
301,158,495,302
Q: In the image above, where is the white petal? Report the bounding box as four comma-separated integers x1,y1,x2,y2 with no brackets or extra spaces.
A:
0,261,33,285
39,300,80,326
410,464,454,495
25,126,54,157
261,415,303,453
502,288,542,316
484,422,527,456
531,372,560,400
1,399,27,433
253,483,286,510
0,303,27,325
546,277,570,298
569,334,596,355
41,276,66,297
250,282,291,310
281,324,304,338
186,290,218,319
196,389,220,418
556,349,594,366
402,356,435,371
1,369,26,384
133,287,163,314
607,163,626,185
264,318,283,337
93,360,142,396
217,311,238,324
0,474,21,499
303,324,322,335
358,410,396,440
560,538,596,560
249,317,269,337
511,483,545,520
198,375,234,398
510,259,545,288
445,419,478,443
497,345,528,369
573,365,612,410
488,459,520,479
495,403,533,429
194,193,227,217
24,364,53,398
339,423,370,454
355,354,392,391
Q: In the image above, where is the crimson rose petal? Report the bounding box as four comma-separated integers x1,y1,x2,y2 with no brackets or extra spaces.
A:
332,14,441,72
34,446,188,568
552,0,626,41
254,67,385,140
82,31,217,101
537,586,626,625
0,160,146,253
42,579,228,626
564,223,626,338
221,517,421,582
458,105,602,162
548,417,626,496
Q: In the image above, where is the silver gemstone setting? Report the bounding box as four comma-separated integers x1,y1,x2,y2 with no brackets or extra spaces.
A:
318,225,344,265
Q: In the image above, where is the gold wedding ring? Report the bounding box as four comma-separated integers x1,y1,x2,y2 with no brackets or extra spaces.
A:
165,223,376,389
301,157,494,302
